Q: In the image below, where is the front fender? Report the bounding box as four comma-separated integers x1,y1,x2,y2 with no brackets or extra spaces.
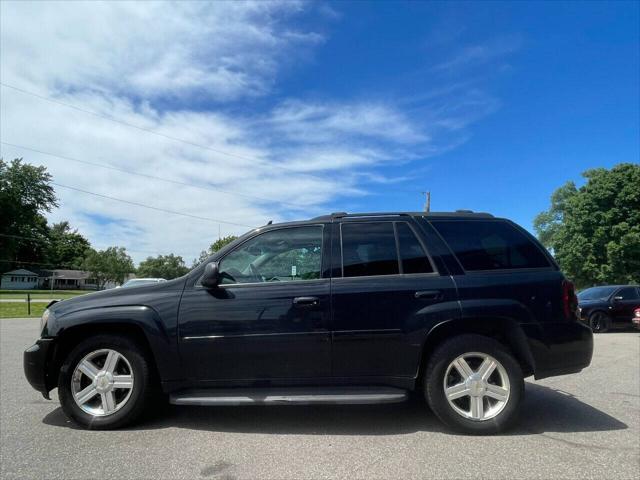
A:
49,305,181,382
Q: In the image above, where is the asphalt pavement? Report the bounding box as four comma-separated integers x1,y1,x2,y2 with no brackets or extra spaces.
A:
1,318,638,480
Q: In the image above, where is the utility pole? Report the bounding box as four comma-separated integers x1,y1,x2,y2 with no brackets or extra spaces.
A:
421,191,431,213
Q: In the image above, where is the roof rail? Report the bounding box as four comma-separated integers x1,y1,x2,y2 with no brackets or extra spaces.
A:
310,211,494,221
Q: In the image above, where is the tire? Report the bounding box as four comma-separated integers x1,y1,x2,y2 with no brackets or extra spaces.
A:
424,334,524,435
589,312,610,333
58,334,153,429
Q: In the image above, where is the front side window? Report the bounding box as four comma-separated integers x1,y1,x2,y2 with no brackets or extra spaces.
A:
341,222,399,277
219,226,323,284
616,287,639,300
431,220,550,271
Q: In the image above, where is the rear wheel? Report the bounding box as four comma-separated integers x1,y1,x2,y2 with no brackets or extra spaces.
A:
58,334,153,429
424,334,524,435
589,312,610,333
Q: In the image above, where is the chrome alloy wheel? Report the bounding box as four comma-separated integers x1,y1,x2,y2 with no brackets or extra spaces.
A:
443,352,510,421
71,349,134,416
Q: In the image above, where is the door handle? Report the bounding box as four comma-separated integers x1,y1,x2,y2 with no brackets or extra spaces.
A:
414,290,443,300
293,296,320,307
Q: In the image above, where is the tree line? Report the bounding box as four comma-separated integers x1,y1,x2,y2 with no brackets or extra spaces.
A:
2,158,638,290
0,159,236,288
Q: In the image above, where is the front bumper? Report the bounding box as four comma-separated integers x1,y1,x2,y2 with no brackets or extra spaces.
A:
24,338,55,397
521,321,594,380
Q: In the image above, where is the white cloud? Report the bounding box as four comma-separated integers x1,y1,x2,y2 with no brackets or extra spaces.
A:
0,2,510,265
1,1,323,102
431,36,522,73
270,100,428,144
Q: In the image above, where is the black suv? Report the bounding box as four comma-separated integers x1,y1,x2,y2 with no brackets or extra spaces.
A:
24,212,593,434
578,285,640,333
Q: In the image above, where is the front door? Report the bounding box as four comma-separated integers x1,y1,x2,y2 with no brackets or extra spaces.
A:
178,224,331,383
610,286,640,324
331,220,458,379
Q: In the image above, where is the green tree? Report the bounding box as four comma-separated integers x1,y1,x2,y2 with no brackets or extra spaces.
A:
47,221,91,268
534,163,640,288
82,247,134,289
193,235,238,266
0,158,57,270
137,254,189,279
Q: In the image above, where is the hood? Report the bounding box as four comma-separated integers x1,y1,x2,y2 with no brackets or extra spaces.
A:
48,276,187,316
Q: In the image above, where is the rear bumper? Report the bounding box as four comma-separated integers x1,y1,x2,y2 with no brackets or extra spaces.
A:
24,338,55,396
521,321,594,380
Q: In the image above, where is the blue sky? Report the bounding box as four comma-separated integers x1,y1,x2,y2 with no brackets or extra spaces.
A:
1,1,638,263
284,1,638,230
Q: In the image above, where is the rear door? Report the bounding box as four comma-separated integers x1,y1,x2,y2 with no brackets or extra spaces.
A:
330,218,458,380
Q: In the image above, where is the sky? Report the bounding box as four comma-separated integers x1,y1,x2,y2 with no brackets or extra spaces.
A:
1,1,638,265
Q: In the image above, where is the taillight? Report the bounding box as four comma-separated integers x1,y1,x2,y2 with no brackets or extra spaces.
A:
635,308,640,318
562,280,578,320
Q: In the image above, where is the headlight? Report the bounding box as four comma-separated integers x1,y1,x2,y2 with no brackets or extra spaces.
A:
40,308,51,332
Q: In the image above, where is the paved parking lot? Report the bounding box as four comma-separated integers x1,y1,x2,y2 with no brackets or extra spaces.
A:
1,318,638,480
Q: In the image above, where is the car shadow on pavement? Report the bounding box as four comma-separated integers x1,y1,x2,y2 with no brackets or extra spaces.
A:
42,383,628,436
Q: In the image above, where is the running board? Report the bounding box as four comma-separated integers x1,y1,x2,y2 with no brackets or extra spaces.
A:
169,386,408,406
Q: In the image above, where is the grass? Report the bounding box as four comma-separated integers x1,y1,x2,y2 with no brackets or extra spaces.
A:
0,302,47,318
0,289,90,318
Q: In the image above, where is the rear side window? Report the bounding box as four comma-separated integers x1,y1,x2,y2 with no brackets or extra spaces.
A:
617,287,639,300
341,222,399,277
430,220,550,271
396,222,434,274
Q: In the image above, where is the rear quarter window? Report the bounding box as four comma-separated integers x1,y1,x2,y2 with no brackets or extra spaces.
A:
430,220,550,271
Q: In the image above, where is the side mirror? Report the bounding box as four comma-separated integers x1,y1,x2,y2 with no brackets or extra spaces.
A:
201,262,220,289
613,295,623,302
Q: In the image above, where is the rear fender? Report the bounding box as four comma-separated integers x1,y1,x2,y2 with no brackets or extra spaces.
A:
420,309,536,379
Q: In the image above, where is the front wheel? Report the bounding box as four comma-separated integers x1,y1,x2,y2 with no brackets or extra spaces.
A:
58,334,153,429
589,312,610,333
424,334,524,435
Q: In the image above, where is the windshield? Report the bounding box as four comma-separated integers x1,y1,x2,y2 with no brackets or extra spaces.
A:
577,286,617,301
121,279,160,288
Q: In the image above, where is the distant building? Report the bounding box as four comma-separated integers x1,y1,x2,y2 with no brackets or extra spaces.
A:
38,270,135,290
38,269,98,290
0,269,39,290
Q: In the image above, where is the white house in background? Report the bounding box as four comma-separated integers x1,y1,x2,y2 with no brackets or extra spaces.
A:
0,269,39,290
38,269,98,290
37,270,135,290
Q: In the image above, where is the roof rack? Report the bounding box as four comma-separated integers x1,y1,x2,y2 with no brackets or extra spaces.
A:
310,211,494,221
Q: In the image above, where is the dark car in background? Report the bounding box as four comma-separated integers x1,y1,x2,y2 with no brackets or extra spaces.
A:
578,285,640,332
24,211,593,435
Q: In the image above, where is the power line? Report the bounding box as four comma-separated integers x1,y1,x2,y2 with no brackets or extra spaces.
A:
0,258,84,269
0,233,50,243
50,182,255,229
0,82,332,184
1,141,303,209
0,234,188,256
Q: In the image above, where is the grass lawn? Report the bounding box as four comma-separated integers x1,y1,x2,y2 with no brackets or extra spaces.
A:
0,302,47,318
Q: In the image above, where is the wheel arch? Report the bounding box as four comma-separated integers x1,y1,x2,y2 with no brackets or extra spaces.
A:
417,316,536,386
48,306,179,390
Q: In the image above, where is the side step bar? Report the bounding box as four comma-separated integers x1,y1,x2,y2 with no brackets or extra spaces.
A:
170,386,408,406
